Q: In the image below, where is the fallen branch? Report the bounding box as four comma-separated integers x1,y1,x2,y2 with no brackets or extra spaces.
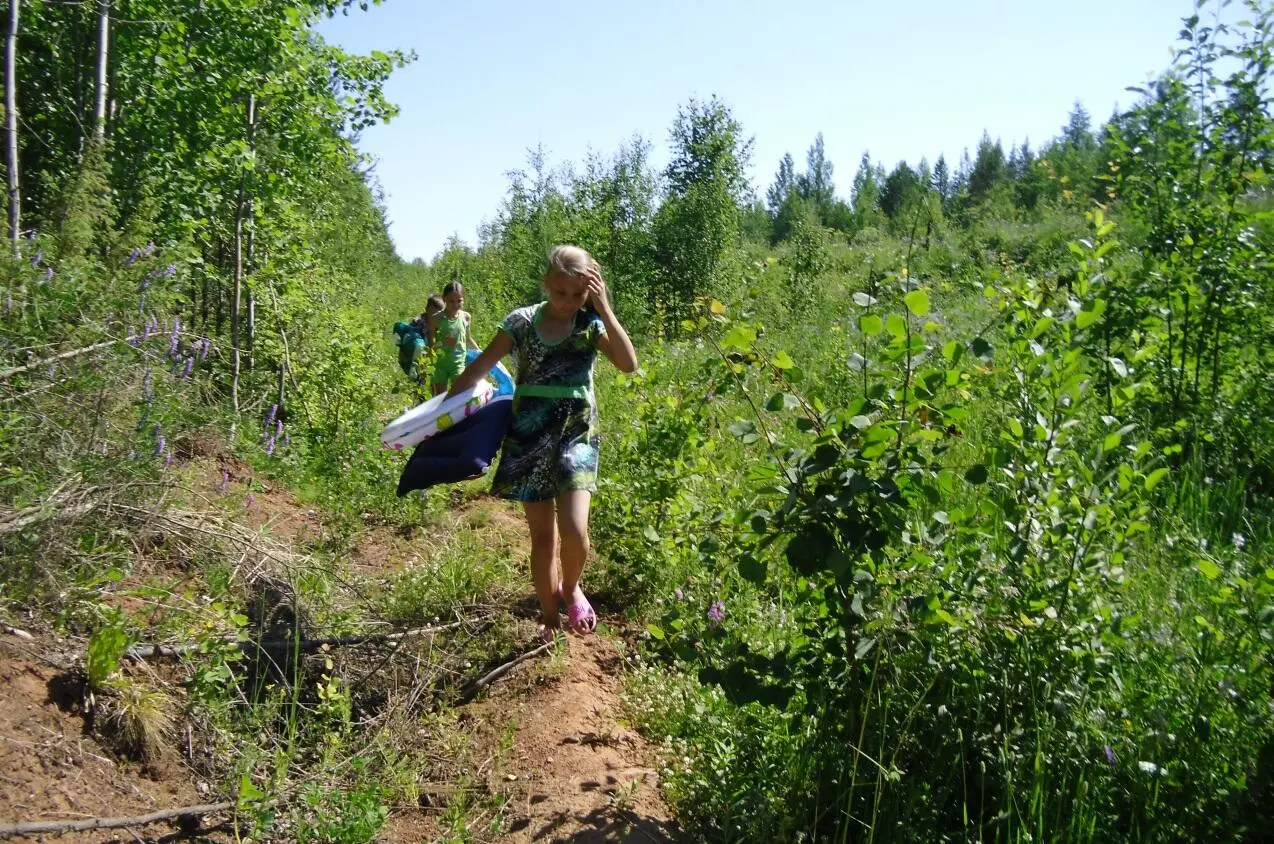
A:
126,619,470,661
0,800,235,838
1,329,218,382
0,486,104,536
0,338,130,381
460,640,555,702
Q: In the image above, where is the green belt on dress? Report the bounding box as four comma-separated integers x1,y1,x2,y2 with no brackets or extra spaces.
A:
514,383,592,400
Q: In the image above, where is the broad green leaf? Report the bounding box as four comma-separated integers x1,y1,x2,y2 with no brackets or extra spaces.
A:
1008,418,1024,439
771,350,795,370
1144,467,1170,491
860,314,884,336
239,775,265,802
728,419,758,444
903,290,930,317
1031,316,1055,338
1197,559,1221,580
1076,299,1107,329
766,392,798,411
885,314,907,338
722,325,758,352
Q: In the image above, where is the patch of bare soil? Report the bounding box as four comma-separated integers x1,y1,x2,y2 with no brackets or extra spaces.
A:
0,636,231,843
383,634,680,843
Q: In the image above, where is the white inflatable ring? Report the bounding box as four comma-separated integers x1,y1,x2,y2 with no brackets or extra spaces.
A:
381,380,495,451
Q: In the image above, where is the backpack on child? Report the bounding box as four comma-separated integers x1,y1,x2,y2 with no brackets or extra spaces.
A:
392,320,428,381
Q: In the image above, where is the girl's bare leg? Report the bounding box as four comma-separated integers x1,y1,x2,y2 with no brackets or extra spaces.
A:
556,490,591,604
523,499,561,638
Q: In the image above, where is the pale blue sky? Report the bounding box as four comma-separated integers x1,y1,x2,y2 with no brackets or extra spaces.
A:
317,1,1194,262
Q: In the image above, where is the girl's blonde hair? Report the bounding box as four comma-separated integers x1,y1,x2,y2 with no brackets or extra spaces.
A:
545,244,599,279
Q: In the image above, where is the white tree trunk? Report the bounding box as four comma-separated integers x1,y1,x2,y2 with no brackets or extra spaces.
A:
5,0,20,256
231,92,256,413
93,0,109,142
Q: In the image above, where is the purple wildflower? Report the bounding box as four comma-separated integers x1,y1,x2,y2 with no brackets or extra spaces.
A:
143,241,155,257
180,356,194,379
197,339,210,361
265,436,276,457
124,247,142,267
163,263,176,277
674,588,684,601
167,324,180,357
708,600,725,625
30,250,42,267
4,295,11,316
264,404,278,429
1104,746,1117,767
153,423,165,457
164,448,173,469
44,267,54,282
245,493,255,510
282,434,290,449
142,368,153,401
219,470,229,493
275,418,283,439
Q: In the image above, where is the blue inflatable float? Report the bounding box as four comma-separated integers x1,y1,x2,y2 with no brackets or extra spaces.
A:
394,349,516,495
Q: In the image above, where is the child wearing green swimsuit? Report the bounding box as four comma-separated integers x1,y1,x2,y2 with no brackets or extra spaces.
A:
430,282,479,394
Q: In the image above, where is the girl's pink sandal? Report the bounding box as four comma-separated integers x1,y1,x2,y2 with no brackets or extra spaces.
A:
558,587,598,635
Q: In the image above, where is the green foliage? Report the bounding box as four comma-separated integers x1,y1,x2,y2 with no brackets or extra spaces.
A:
53,139,116,263
1103,5,1274,476
654,96,753,323
967,131,1008,202
295,780,390,844
879,159,924,221
599,202,1272,840
86,607,131,689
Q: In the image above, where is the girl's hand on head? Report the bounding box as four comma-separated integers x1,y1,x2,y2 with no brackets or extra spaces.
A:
586,270,611,313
